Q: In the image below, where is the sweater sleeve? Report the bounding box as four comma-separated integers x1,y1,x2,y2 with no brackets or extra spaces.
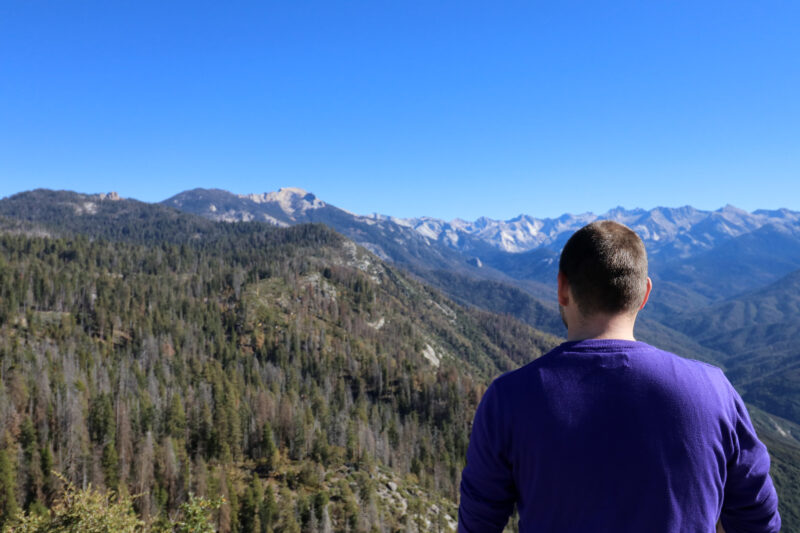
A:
458,382,517,533
720,384,781,533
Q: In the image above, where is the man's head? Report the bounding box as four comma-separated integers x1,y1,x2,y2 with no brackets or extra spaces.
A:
558,220,649,320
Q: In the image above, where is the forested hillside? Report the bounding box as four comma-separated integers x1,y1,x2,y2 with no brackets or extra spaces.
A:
0,214,556,531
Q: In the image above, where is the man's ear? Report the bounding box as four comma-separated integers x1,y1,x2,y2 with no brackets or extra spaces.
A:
557,272,570,307
638,276,652,311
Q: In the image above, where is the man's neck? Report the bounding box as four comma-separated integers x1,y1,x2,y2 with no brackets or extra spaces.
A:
566,313,637,342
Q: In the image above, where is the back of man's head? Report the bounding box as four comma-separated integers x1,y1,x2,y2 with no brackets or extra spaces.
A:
559,220,648,316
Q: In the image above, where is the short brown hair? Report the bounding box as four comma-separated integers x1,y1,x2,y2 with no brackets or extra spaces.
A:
559,220,648,316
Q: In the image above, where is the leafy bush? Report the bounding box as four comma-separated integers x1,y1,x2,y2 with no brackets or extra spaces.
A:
3,476,219,533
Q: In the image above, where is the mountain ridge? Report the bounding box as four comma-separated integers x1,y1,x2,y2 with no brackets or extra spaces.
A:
162,187,800,259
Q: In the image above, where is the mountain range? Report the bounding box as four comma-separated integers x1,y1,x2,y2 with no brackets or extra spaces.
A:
165,187,800,259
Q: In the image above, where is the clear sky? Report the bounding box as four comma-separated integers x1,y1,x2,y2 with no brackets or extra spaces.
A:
1,1,798,221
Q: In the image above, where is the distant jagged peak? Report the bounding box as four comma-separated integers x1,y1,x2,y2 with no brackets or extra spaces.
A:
96,191,121,201
385,205,800,255
240,187,326,215
244,187,313,202
602,205,634,217
717,203,748,214
753,207,800,221
602,206,646,224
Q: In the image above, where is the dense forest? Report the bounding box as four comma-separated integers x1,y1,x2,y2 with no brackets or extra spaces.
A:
0,216,556,531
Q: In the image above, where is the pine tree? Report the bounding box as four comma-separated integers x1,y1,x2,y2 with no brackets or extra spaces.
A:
0,449,17,527
259,423,276,474
238,477,258,533
101,441,119,491
258,485,277,533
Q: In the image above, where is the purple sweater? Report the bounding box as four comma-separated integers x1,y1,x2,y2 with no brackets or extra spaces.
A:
458,339,780,532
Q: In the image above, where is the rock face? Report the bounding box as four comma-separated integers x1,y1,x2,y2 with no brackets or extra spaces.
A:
243,187,325,214
98,191,121,201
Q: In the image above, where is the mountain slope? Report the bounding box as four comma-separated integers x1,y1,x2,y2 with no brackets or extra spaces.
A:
748,406,800,530
656,223,800,301
0,189,224,244
665,269,800,425
667,269,800,342
0,190,560,531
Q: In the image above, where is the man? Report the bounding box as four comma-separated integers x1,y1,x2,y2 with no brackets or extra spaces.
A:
458,220,780,532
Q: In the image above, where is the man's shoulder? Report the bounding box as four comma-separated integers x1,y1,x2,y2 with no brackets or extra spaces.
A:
491,339,732,397
638,342,729,382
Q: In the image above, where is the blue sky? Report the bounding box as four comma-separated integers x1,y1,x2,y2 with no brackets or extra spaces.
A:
1,1,798,220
